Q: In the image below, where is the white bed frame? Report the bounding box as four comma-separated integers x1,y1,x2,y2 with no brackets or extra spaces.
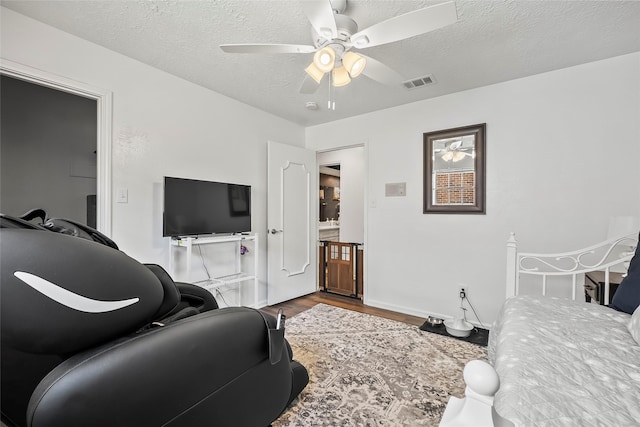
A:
506,232,637,304
440,231,638,427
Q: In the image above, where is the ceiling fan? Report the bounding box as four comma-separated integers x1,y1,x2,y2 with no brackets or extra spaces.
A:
219,0,458,94
436,139,473,162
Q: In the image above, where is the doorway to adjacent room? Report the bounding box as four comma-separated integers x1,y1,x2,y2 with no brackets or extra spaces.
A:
317,146,365,300
0,60,112,235
0,74,98,225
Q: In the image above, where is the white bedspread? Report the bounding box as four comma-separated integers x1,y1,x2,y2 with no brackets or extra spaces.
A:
488,295,640,427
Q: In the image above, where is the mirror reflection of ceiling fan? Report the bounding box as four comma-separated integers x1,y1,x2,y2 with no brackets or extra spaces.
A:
219,0,458,94
437,140,473,162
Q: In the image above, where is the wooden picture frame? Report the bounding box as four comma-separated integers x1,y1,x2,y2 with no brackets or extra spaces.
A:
423,123,486,214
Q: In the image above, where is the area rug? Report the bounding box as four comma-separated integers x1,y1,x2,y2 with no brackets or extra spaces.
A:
273,304,487,426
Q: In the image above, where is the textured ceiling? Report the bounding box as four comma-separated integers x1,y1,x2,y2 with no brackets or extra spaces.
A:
3,0,639,126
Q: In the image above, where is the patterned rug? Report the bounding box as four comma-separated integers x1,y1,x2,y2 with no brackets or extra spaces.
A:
273,304,487,427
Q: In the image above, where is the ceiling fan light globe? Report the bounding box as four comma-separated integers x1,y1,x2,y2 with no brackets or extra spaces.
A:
313,47,335,72
441,151,454,162
305,62,325,84
320,53,332,65
343,52,366,78
452,151,466,162
332,66,351,87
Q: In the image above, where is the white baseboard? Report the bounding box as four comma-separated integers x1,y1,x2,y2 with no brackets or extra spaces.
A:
254,299,268,309
365,298,490,330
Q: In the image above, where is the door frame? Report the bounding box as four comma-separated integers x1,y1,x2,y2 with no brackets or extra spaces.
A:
315,142,368,303
1,59,113,236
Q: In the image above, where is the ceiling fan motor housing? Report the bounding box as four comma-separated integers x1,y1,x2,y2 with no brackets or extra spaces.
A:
312,13,358,52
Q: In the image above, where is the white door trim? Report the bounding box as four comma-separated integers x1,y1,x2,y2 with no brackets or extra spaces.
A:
315,141,368,303
0,59,113,237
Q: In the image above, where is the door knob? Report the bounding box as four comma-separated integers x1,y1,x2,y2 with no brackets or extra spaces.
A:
269,228,283,235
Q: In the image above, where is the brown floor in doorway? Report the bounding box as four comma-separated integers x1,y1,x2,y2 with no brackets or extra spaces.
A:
261,291,425,327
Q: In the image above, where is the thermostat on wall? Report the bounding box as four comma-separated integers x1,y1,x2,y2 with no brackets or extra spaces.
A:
385,182,406,197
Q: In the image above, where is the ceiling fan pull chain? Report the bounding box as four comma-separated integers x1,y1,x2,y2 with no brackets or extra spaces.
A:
328,72,332,110
329,72,332,110
328,72,335,111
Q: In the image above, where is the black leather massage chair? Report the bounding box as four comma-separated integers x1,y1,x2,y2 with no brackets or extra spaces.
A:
0,212,308,427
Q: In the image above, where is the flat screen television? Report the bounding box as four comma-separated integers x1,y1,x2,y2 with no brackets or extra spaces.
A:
163,176,251,237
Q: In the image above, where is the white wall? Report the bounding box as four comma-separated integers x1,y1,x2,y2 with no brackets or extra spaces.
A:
1,7,305,306
4,7,639,320
317,147,365,243
306,52,640,325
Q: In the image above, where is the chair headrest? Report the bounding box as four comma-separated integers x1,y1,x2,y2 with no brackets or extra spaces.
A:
1,228,164,355
43,217,119,250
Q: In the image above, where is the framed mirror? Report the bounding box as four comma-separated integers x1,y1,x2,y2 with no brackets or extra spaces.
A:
423,123,486,214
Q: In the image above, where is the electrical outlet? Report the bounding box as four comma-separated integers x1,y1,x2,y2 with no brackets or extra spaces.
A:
458,286,467,299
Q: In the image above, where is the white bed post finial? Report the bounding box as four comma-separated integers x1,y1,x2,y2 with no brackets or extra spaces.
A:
439,360,500,427
506,232,518,298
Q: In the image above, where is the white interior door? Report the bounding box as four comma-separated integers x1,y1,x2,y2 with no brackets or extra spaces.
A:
267,140,317,305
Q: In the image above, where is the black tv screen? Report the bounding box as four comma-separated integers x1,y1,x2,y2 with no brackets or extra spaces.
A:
163,177,251,237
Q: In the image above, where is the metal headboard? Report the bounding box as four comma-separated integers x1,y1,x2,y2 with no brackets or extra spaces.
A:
506,232,637,303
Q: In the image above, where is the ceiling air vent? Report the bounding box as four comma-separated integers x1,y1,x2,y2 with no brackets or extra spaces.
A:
403,74,435,89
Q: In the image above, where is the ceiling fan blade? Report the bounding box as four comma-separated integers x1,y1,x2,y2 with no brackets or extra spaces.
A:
299,74,321,94
350,1,457,49
300,0,338,39
359,55,404,86
220,43,316,54
450,140,463,150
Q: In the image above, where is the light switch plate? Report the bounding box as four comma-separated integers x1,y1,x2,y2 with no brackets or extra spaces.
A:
117,188,128,203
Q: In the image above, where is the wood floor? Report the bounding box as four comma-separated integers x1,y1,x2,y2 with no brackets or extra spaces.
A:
261,291,425,327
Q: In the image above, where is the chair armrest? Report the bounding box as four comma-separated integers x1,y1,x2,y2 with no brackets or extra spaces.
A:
175,282,219,311
28,308,293,427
